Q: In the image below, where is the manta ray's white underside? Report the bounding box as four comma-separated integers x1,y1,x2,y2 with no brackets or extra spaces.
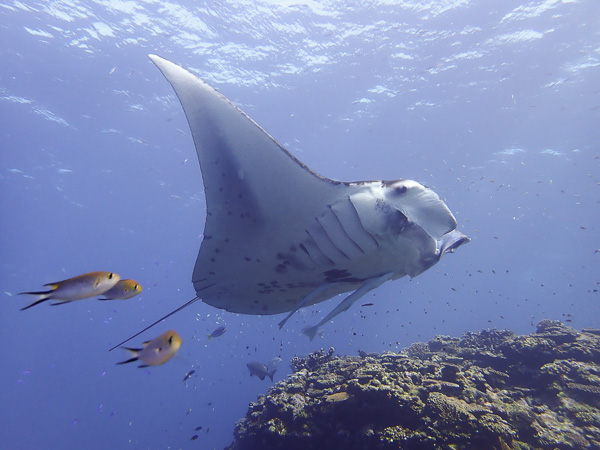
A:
145,55,468,340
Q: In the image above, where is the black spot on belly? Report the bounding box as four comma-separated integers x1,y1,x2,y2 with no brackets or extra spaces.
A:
323,269,350,281
323,269,363,283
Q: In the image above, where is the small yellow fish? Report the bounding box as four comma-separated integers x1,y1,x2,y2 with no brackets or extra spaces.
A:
20,271,120,310
98,279,142,300
117,330,182,368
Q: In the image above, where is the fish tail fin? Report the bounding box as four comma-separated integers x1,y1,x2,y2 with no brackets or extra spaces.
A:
19,290,54,310
116,357,139,365
19,289,54,296
122,347,142,353
302,325,319,341
207,335,211,344
116,347,141,365
268,370,276,382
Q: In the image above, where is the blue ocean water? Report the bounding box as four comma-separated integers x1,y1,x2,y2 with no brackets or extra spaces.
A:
1,1,598,448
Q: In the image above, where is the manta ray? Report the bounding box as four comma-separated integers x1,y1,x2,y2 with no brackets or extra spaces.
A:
110,55,468,350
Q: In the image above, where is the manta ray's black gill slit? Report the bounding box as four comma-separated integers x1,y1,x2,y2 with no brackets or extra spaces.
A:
327,204,366,255
302,231,335,266
346,197,380,249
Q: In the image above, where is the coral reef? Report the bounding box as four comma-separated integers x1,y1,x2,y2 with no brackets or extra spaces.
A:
226,321,600,449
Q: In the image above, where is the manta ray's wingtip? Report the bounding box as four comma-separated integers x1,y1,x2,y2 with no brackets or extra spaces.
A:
148,54,163,64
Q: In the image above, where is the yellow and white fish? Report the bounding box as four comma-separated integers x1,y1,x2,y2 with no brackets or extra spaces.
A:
98,279,142,300
20,271,120,310
117,330,182,368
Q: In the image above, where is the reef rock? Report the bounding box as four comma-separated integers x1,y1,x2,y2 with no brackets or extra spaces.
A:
227,321,600,449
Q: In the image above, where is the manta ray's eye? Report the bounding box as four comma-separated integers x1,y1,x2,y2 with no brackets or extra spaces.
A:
393,185,408,195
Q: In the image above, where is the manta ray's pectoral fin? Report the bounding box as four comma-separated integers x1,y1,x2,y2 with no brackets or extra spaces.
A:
302,272,394,341
278,282,343,330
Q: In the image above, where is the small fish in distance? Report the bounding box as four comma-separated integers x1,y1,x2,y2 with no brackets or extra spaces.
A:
183,369,196,382
20,271,120,310
247,361,277,381
207,326,226,344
